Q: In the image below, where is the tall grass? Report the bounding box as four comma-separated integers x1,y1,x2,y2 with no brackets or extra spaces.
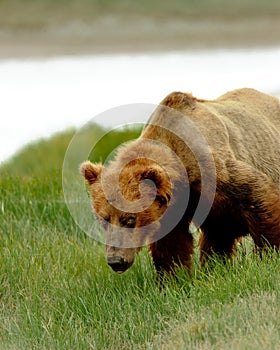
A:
1,125,280,349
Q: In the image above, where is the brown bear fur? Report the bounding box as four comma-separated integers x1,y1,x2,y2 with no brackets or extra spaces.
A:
81,88,280,276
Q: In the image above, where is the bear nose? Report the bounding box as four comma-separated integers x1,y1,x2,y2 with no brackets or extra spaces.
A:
107,256,128,273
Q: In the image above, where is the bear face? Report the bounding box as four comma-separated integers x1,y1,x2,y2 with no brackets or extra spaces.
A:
80,156,174,273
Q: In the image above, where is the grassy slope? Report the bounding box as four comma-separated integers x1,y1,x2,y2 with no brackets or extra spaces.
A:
1,0,280,29
1,0,280,58
1,126,280,349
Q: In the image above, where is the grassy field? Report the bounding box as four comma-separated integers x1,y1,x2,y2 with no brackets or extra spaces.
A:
1,126,280,349
1,0,280,29
1,0,280,57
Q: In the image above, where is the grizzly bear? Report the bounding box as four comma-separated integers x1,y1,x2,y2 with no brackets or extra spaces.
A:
80,88,280,276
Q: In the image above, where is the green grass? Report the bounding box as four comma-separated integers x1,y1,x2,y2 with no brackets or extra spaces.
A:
1,0,280,30
0,124,141,178
1,126,280,349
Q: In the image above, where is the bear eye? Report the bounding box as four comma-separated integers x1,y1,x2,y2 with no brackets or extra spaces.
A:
157,195,169,207
126,216,136,227
99,215,110,228
104,216,110,223
120,215,136,228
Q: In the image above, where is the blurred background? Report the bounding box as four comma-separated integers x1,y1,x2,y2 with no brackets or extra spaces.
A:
0,0,280,163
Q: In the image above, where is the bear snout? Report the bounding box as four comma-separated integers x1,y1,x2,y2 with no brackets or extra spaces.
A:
107,256,129,273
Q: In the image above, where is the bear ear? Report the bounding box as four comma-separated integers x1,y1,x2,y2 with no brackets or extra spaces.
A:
141,165,164,187
141,165,171,205
80,161,104,185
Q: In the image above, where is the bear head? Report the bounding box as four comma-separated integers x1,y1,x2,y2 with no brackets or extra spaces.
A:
80,140,186,273
80,159,175,273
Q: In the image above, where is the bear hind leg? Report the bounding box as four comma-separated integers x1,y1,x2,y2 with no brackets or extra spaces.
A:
227,160,280,252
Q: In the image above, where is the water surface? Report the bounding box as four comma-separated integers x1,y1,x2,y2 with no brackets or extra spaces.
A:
0,47,279,162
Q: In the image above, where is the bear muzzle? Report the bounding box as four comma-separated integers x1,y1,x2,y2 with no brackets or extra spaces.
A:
107,256,129,273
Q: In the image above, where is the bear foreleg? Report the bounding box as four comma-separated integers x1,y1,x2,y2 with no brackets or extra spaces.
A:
149,219,194,277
